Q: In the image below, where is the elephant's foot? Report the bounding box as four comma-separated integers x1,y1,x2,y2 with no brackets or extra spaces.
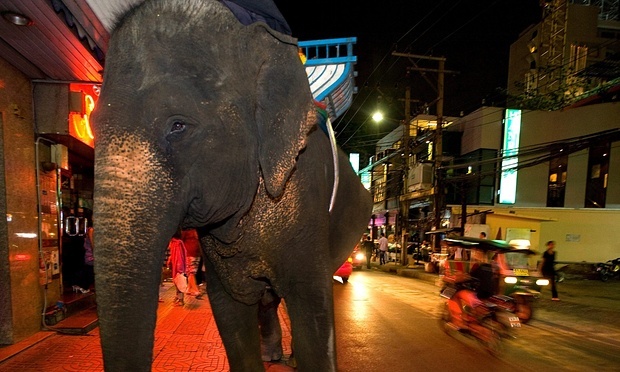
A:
285,353,297,368
261,346,283,362
261,337,283,362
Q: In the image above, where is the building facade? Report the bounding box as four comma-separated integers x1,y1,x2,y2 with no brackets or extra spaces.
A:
450,104,620,261
366,1,620,262
367,103,620,262
507,1,620,108
0,0,106,345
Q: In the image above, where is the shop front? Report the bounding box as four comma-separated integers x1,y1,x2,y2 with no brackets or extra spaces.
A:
34,81,98,302
0,72,99,345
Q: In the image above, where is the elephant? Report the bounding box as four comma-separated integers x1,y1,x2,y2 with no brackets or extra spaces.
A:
90,0,372,371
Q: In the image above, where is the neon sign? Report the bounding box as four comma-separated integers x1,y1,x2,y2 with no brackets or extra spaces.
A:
69,84,99,148
499,109,521,204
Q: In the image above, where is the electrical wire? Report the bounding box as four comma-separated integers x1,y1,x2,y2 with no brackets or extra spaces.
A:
335,1,620,166
335,1,450,143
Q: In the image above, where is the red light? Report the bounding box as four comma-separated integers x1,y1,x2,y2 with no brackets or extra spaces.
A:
14,254,31,261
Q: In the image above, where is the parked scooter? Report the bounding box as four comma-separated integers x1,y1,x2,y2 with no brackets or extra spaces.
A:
595,258,620,282
438,263,521,356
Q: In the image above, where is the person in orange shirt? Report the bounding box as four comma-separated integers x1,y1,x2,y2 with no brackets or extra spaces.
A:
167,230,188,306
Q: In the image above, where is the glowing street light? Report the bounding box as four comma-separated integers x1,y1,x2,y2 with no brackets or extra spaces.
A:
372,111,384,122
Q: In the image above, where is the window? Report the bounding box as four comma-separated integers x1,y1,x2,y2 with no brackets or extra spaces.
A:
546,150,568,207
525,71,538,93
584,141,610,208
568,44,588,73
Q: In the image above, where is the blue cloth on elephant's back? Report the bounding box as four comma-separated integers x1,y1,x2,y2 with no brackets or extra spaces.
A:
221,0,291,35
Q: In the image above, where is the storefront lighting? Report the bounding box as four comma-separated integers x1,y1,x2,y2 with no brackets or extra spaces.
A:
14,254,31,261
16,232,37,238
2,11,33,26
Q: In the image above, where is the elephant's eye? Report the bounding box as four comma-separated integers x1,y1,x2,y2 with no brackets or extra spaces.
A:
170,120,186,133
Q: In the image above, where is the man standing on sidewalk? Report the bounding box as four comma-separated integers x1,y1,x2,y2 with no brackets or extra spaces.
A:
539,240,560,301
363,234,375,269
378,234,388,265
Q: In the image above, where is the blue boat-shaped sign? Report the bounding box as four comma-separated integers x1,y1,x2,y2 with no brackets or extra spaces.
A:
299,37,357,122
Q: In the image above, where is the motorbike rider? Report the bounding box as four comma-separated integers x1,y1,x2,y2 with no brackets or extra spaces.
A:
442,248,498,326
439,244,519,355
469,251,499,300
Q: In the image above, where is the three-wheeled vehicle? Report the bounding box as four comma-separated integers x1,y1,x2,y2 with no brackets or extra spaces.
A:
441,236,549,323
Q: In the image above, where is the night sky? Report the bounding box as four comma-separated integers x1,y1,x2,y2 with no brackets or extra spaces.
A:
274,0,542,156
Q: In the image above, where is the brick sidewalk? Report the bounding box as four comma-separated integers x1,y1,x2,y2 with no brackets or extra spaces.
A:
0,283,295,371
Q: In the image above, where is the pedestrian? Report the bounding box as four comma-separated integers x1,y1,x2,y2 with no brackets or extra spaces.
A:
73,221,94,294
479,232,487,239
378,233,388,265
167,229,188,306
362,234,374,269
182,228,203,299
539,240,560,301
420,240,430,262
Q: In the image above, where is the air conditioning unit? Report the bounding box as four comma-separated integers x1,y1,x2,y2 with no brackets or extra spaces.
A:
407,163,433,192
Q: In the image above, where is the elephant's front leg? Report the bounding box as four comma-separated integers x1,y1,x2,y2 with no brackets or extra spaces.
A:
204,260,263,372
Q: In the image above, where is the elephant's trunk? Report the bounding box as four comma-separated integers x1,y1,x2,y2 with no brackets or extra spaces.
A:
94,135,178,371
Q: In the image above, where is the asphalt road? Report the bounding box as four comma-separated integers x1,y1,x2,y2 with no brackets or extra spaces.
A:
333,269,620,371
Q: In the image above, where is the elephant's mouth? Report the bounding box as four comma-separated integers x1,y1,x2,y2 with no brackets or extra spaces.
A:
203,235,276,305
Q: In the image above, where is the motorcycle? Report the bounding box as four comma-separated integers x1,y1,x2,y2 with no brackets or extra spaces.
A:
595,258,620,282
438,274,521,356
410,242,432,264
441,236,548,323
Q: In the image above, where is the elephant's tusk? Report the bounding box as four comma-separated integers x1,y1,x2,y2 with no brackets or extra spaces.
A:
326,118,339,214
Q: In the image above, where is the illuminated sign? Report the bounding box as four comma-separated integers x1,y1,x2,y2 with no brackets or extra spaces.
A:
349,153,360,173
69,84,99,148
361,171,371,190
499,109,521,204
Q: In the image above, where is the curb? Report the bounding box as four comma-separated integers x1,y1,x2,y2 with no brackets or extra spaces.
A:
371,262,440,285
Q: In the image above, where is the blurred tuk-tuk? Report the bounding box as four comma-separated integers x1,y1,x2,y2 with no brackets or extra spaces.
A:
441,236,549,323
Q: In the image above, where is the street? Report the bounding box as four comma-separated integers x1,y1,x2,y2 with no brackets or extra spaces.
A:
1,268,620,371
334,269,620,371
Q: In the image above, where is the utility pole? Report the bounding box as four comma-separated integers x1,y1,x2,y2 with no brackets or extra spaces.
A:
434,59,445,231
393,52,455,248
400,86,412,265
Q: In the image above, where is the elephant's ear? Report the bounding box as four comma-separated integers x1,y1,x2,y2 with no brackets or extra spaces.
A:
252,25,316,199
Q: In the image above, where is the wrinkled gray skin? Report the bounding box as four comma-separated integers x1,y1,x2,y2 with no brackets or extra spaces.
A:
91,0,372,371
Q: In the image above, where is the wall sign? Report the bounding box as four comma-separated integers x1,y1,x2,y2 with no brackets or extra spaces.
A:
499,109,522,204
69,83,99,148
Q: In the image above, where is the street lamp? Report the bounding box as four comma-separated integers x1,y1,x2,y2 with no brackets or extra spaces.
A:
372,111,384,123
